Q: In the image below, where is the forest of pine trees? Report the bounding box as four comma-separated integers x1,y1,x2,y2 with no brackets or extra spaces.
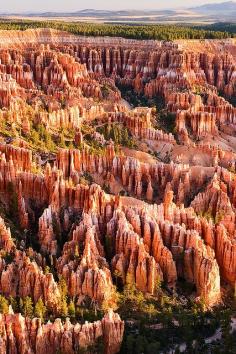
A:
0,20,234,40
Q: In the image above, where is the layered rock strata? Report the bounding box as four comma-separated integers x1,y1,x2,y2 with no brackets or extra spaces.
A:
0,28,235,352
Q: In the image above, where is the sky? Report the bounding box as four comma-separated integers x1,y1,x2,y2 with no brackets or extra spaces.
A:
0,0,230,13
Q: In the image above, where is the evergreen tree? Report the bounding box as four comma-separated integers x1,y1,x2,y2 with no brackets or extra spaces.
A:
58,276,68,299
60,299,68,318
35,298,47,320
68,300,75,318
9,296,18,312
59,133,66,148
20,296,33,317
58,276,68,317
0,295,9,314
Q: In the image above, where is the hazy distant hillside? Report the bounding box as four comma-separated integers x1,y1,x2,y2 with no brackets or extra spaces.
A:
24,8,176,19
1,2,236,23
191,1,236,13
190,1,236,21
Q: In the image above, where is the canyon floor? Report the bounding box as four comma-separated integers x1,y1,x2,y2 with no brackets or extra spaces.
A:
0,28,235,353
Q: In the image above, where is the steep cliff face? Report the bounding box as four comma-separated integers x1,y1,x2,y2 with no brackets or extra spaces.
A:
0,311,124,354
0,31,235,145
0,251,61,311
0,29,235,352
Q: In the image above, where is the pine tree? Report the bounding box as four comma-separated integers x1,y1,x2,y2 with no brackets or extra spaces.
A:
9,296,18,312
59,276,68,317
44,265,50,274
0,295,9,314
59,133,66,148
35,298,47,320
20,296,33,317
58,276,68,299
60,299,68,318
68,301,75,318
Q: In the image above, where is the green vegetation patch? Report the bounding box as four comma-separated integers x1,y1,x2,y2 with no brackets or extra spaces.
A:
0,20,233,41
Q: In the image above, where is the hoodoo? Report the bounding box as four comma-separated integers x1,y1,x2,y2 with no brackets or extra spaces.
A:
0,23,235,353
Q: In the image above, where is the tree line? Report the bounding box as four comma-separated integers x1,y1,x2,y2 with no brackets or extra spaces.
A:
195,22,236,36
0,20,234,40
